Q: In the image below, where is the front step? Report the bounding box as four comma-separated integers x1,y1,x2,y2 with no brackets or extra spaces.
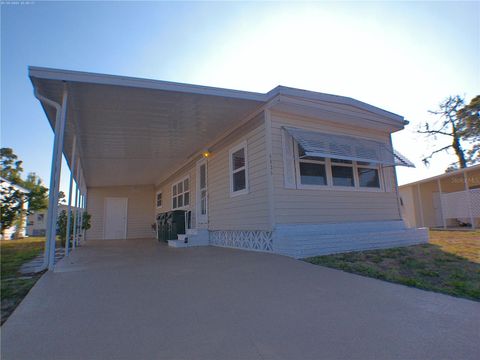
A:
167,229,209,248
167,239,189,248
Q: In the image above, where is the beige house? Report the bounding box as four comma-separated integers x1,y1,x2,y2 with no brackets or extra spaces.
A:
29,67,427,269
400,165,480,229
26,204,78,237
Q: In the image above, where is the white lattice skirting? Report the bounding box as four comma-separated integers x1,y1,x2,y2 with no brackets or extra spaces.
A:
210,230,273,252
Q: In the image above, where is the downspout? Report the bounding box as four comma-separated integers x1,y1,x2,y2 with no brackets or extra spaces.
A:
33,84,68,271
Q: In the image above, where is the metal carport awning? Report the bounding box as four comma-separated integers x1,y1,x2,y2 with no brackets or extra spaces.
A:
284,126,415,167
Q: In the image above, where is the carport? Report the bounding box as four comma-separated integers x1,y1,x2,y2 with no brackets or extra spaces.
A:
29,66,267,270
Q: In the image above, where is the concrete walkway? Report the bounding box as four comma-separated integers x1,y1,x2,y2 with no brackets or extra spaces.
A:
2,239,479,360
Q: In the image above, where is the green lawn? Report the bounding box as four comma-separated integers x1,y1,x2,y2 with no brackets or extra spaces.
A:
305,231,480,301
1,237,46,325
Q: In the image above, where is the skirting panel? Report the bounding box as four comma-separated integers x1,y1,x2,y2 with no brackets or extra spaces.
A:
210,230,273,252
273,221,429,258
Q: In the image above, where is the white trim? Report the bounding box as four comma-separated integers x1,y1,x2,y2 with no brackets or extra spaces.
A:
171,175,191,210
437,179,447,229
196,159,208,225
155,190,163,209
29,66,266,102
229,140,249,197
463,170,476,229
29,66,405,123
417,184,425,227
399,163,480,188
264,110,275,229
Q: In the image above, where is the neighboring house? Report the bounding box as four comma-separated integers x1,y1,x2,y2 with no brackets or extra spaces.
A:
0,177,29,240
26,204,75,236
30,67,427,259
400,164,480,229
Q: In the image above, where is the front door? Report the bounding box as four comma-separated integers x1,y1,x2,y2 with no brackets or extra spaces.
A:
104,197,128,239
196,159,208,224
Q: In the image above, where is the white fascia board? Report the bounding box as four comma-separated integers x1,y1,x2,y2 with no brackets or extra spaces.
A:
268,95,404,133
399,163,480,188
28,66,267,102
267,86,405,125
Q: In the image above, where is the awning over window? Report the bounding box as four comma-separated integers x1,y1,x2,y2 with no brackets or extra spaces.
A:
283,126,414,167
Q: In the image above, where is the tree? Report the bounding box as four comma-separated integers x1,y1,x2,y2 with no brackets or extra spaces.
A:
58,191,66,205
418,95,479,170
0,148,23,183
457,95,480,164
23,172,48,212
1,148,50,239
0,183,25,238
57,210,91,247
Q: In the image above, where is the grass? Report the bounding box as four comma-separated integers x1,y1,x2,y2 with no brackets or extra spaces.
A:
305,230,480,301
1,237,46,325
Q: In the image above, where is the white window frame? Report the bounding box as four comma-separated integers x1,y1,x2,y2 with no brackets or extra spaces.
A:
294,141,384,192
356,162,382,190
156,191,163,209
229,141,249,197
172,176,190,210
295,143,329,189
196,159,208,224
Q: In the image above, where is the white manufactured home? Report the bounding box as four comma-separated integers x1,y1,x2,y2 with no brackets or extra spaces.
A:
29,67,427,269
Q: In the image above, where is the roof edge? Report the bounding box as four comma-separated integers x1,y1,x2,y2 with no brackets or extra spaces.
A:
267,86,404,123
399,163,480,188
28,66,268,102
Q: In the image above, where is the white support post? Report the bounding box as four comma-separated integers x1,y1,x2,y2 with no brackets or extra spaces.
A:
65,137,76,256
437,179,447,229
83,191,88,241
417,184,425,227
464,170,475,230
39,85,68,271
72,180,79,250
79,191,84,245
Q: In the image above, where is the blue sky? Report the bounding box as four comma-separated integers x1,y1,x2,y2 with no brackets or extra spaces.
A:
1,1,479,197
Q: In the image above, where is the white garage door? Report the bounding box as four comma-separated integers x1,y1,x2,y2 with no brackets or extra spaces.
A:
104,197,128,240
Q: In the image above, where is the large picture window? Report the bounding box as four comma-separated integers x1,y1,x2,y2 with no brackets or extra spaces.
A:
296,144,382,190
229,141,248,196
172,177,190,209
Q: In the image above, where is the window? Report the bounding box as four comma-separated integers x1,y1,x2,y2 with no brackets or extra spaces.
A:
156,191,162,208
296,144,382,190
331,158,354,187
229,141,248,196
298,145,327,185
172,177,190,209
357,161,380,188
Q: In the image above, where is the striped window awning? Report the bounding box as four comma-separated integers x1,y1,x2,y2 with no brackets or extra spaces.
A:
283,126,414,167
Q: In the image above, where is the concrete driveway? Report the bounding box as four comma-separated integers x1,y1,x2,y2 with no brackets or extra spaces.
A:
2,239,479,360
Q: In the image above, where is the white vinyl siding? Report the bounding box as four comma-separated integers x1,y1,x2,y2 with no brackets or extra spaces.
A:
208,117,270,230
271,111,401,224
87,185,155,240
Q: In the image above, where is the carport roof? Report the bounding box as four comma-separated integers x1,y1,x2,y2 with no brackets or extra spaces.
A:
29,66,405,187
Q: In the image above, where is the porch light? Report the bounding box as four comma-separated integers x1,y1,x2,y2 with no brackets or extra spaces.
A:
202,150,211,158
